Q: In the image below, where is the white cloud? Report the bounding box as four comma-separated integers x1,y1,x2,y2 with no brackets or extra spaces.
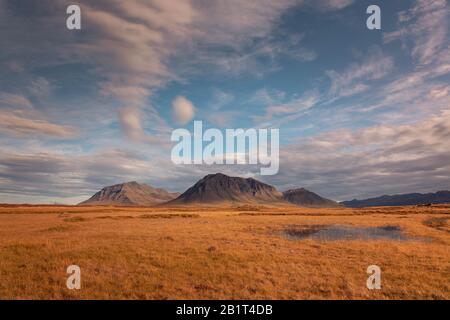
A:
0,92,33,109
257,91,320,123
326,49,394,98
256,48,394,125
172,96,196,124
384,0,449,65
0,0,318,142
118,106,147,141
272,109,450,200
59,0,308,139
305,0,354,12
249,88,285,106
0,109,78,139
0,148,158,201
1,0,448,203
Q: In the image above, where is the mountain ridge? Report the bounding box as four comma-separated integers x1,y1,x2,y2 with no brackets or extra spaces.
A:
341,190,450,208
165,173,339,207
76,174,445,208
282,188,341,208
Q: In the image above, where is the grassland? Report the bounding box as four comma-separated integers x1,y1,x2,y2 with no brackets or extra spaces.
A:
0,204,448,299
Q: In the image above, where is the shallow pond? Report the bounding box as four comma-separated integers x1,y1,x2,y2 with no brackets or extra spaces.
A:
283,224,420,241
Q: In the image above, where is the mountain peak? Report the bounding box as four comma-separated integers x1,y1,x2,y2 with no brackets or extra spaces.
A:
282,188,340,208
167,173,284,205
206,173,227,177
284,187,307,193
79,181,180,206
123,181,139,185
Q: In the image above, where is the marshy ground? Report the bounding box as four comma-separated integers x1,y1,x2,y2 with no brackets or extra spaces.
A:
0,204,448,299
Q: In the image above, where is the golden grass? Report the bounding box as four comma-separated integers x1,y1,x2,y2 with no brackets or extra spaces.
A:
0,204,448,299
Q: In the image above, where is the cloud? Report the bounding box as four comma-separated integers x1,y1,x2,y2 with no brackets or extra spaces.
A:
255,90,320,123
0,146,221,203
192,0,301,47
2,109,449,203
185,31,316,78
428,85,450,100
118,107,147,141
5,61,24,73
0,92,33,109
203,89,238,126
249,88,286,106
0,149,157,200
172,96,196,124
209,89,234,111
305,0,354,12
1,0,193,142
384,0,449,65
326,49,394,98
1,0,448,204
0,0,317,142
359,59,450,115
29,77,51,98
0,90,78,139
273,109,450,200
255,48,394,126
0,109,78,139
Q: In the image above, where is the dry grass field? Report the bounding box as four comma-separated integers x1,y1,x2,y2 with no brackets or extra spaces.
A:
0,204,448,300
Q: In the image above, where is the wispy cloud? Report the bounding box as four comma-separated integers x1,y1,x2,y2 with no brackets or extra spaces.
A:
0,92,33,109
384,0,449,65
304,0,354,12
0,0,314,142
256,48,394,125
1,1,449,203
0,149,157,200
255,90,320,123
326,49,394,99
0,109,78,139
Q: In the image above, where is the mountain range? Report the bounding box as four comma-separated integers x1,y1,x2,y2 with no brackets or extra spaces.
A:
341,191,450,208
79,173,339,208
79,173,450,208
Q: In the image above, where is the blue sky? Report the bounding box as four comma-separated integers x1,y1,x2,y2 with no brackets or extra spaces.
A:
0,0,449,203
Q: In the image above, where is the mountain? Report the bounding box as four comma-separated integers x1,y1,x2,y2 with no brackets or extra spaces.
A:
166,173,285,205
79,181,180,206
282,188,340,208
341,190,450,208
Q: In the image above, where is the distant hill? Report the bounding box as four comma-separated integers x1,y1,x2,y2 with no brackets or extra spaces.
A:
166,173,285,205
79,181,180,206
282,188,340,208
341,190,450,208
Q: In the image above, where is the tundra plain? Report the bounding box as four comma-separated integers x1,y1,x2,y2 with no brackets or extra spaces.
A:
0,204,448,299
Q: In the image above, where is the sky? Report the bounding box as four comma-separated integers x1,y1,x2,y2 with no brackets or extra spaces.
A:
0,0,449,204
